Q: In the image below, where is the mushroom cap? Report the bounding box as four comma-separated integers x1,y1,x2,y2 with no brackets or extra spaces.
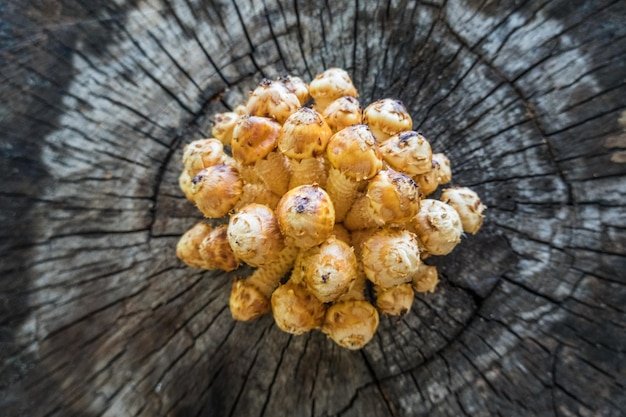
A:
278,107,333,159
367,169,421,224
411,199,463,255
380,131,432,176
363,98,412,142
375,283,415,316
322,96,363,133
246,78,301,123
302,235,358,303
440,187,486,234
326,124,383,181
182,138,228,176
211,112,238,145
198,224,241,271
231,115,281,165
229,279,270,321
191,164,243,218
412,264,439,294
227,203,284,267
271,280,326,335
362,228,422,289
432,153,452,184
276,185,336,249
309,67,358,112
322,301,379,350
176,222,212,269
279,75,310,106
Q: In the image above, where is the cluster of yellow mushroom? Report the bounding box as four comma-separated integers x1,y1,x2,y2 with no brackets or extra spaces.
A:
176,68,486,350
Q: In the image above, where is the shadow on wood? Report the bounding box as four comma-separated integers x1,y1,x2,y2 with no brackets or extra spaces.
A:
1,1,625,416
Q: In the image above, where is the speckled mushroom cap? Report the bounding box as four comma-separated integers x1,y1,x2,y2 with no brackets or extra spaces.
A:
231,115,281,165
227,203,285,267
362,98,413,142
380,131,433,176
322,300,379,350
367,169,421,224
411,199,463,255
301,235,358,303
276,184,336,249
361,228,422,289
440,187,486,235
271,280,326,335
278,107,333,160
182,138,229,176
323,96,363,133
191,164,243,218
309,67,359,113
326,124,383,181
245,78,301,123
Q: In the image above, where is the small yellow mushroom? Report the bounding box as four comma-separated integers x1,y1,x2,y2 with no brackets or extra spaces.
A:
211,112,238,145
344,169,421,230
440,187,486,234
325,124,383,221
271,279,327,335
198,224,241,272
411,199,463,255
191,164,243,218
374,283,414,316
278,107,333,189
227,203,285,267
412,264,439,294
176,222,212,269
229,245,299,321
361,228,422,289
309,67,359,113
276,185,336,250
279,75,310,106
362,98,412,142
246,79,300,124
379,131,432,176
322,96,363,133
231,115,281,166
301,235,357,303
182,138,232,177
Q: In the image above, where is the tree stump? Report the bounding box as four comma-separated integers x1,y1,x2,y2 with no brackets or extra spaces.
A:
2,1,625,416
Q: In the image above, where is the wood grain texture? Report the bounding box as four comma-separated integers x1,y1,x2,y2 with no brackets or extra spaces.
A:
1,0,624,416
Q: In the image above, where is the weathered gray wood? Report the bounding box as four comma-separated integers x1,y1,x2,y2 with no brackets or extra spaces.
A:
1,0,625,416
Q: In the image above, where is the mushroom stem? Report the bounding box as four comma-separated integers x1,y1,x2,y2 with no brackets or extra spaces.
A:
271,279,327,335
326,167,360,221
288,157,328,190
254,151,292,196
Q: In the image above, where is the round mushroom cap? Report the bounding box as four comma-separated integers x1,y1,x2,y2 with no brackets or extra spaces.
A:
323,96,363,133
271,280,326,335
411,199,463,255
375,283,415,316
246,78,301,123
322,301,379,350
191,164,243,218
229,279,271,321
367,169,421,224
182,138,228,176
231,115,281,165
309,67,359,112
440,187,486,234
363,98,413,142
227,203,284,267
362,228,422,289
380,131,432,176
302,235,357,303
326,124,383,181
278,107,333,159
276,185,336,249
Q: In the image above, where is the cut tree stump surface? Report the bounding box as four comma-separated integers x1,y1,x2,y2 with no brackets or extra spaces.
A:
1,1,625,416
